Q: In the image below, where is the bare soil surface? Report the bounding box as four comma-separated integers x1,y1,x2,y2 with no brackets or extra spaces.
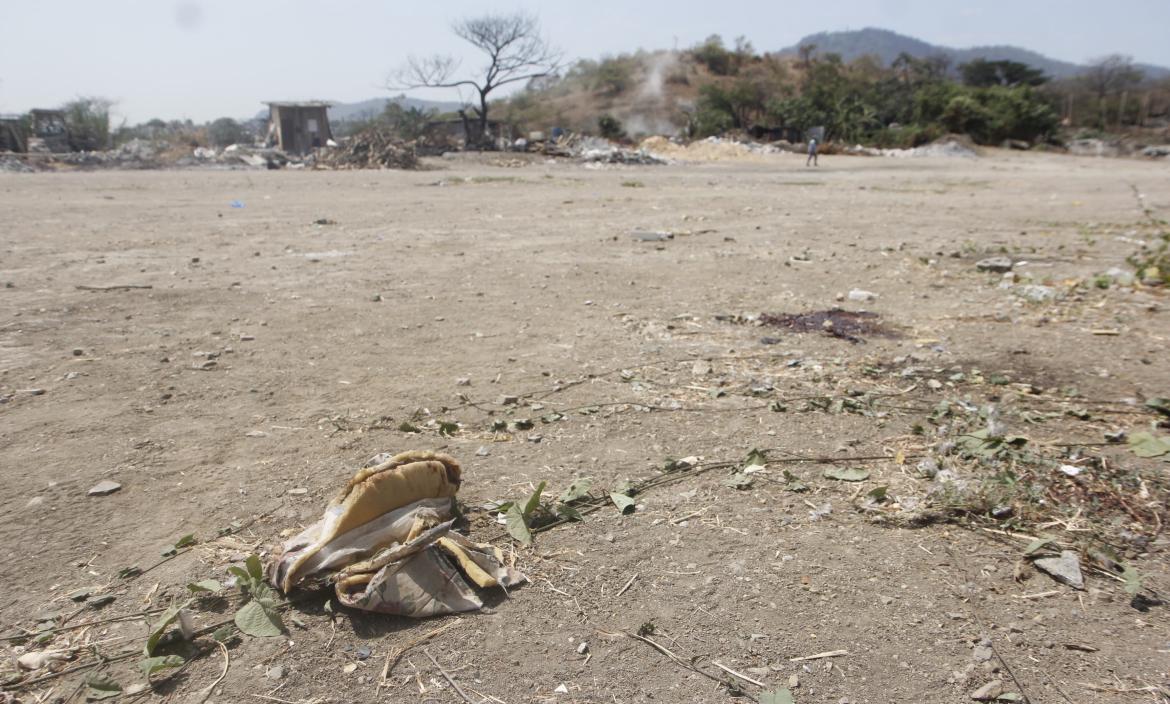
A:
2,150,1169,704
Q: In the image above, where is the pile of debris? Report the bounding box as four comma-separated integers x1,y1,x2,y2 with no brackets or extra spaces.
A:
541,134,664,166
640,135,782,161
316,129,419,170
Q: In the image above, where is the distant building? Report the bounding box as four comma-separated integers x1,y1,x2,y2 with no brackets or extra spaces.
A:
263,102,333,155
29,109,70,152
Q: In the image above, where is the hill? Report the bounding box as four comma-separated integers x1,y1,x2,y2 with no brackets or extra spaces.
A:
253,95,464,123
777,28,1170,80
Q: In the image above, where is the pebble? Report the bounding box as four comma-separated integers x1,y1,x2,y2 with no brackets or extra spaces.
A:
72,348,85,356
456,377,471,386
970,680,1003,701
498,394,519,405
355,646,371,660
879,595,894,605
475,446,490,457
87,480,122,497
976,256,1013,273
266,665,284,680
847,288,878,301
576,641,589,654
342,662,357,674
287,488,308,496
554,683,569,694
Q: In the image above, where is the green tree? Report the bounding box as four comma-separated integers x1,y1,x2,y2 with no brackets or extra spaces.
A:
960,59,1048,87
62,97,113,150
207,117,248,147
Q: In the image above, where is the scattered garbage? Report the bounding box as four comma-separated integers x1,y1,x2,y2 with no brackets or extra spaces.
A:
316,129,419,170
229,200,245,209
758,309,896,343
269,451,525,617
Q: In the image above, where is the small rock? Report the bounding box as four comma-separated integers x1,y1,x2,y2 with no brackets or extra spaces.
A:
1017,284,1056,302
691,360,712,376
554,684,569,694
20,388,46,396
26,496,44,508
576,642,589,655
475,446,490,457
266,665,285,680
87,481,122,497
498,394,519,405
17,650,71,671
847,288,878,302
342,662,357,674
245,430,267,437
240,334,255,341
355,646,371,660
970,680,1004,701
527,434,542,443
972,644,993,663
287,488,308,496
72,348,85,356
976,257,1013,273
879,595,894,605
456,377,471,386
789,674,799,688
1033,550,1084,590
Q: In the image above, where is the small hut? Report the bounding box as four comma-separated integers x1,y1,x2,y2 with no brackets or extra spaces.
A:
263,102,333,155
29,109,70,152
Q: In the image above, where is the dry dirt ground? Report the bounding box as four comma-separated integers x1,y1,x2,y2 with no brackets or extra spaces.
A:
2,150,1169,704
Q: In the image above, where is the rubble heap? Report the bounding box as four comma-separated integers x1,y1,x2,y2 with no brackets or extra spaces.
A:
317,129,419,170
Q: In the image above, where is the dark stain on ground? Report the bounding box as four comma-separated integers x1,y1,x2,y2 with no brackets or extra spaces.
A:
758,309,898,344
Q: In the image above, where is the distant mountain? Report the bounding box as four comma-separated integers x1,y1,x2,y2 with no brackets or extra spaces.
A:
777,28,1170,80
253,95,464,123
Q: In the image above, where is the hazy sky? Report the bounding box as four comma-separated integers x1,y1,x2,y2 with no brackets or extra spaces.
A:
3,0,1168,123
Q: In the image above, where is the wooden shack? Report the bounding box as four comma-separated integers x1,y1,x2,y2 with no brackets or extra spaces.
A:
264,102,333,155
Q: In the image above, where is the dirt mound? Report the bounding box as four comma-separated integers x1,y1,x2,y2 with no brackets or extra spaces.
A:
879,134,979,159
640,135,779,161
317,129,419,170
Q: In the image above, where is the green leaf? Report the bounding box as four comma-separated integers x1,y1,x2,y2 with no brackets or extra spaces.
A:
522,481,547,518
1023,538,1056,556
1121,565,1143,596
783,470,809,493
245,554,264,583
723,473,754,490
610,492,637,514
556,504,583,522
824,467,870,482
144,600,192,656
1128,431,1170,458
612,479,635,497
541,412,565,424
866,485,889,502
511,418,535,431
559,478,592,503
187,579,222,594
116,565,141,579
139,655,185,678
1145,397,1170,417
743,448,768,468
85,673,122,700
173,534,196,549
759,689,795,704
398,421,420,433
235,599,284,637
490,419,507,432
437,421,459,437
505,503,533,545
211,624,236,643
769,400,788,412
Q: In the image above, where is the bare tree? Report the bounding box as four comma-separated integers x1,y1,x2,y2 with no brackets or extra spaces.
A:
1082,54,1144,127
393,12,560,148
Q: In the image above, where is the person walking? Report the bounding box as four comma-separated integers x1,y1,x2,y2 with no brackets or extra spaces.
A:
806,137,819,166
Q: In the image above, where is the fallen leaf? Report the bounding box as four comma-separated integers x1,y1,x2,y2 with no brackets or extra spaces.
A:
823,467,870,482
139,655,184,678
610,492,636,514
85,673,121,700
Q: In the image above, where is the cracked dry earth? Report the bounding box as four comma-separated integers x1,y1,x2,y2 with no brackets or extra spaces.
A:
1,149,1169,704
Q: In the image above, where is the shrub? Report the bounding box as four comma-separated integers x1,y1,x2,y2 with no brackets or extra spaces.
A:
207,117,249,147
598,114,626,140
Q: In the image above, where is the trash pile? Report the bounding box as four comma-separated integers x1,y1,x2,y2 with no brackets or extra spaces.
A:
640,135,782,161
270,450,524,617
871,135,979,159
316,129,419,170
0,155,34,173
541,134,664,165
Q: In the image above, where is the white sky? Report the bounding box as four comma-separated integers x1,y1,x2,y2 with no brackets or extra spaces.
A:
2,0,1168,123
